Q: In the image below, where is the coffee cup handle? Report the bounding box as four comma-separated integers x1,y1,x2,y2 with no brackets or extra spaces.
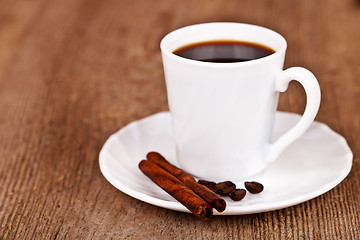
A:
267,67,321,162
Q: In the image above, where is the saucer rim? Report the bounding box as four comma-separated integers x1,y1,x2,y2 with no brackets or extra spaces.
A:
99,111,353,215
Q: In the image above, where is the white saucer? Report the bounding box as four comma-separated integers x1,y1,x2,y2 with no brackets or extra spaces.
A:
99,111,353,215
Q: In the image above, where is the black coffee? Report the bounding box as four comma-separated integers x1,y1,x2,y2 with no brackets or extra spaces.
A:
172,40,275,63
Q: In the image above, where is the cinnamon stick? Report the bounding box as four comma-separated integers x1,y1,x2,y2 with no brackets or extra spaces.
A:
146,152,226,212
138,160,213,221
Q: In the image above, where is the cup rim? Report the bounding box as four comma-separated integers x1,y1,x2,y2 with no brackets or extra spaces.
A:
160,22,287,68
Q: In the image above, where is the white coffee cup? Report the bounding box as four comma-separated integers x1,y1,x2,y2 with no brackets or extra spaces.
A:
160,23,320,181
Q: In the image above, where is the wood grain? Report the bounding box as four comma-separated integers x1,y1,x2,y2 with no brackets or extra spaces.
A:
0,0,359,239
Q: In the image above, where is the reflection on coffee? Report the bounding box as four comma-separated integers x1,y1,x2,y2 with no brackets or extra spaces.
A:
173,40,275,63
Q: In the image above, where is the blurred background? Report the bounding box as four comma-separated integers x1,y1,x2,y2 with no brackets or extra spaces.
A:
1,0,359,131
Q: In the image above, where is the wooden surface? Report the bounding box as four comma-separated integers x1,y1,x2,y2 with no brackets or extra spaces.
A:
0,0,359,239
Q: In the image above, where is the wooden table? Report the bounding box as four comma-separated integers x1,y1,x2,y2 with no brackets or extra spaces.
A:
0,0,359,239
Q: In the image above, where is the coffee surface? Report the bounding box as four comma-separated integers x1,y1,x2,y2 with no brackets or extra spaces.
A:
173,40,275,63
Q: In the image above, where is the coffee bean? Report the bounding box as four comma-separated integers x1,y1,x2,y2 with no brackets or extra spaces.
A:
197,180,216,190
228,189,246,201
215,181,236,196
245,181,264,194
